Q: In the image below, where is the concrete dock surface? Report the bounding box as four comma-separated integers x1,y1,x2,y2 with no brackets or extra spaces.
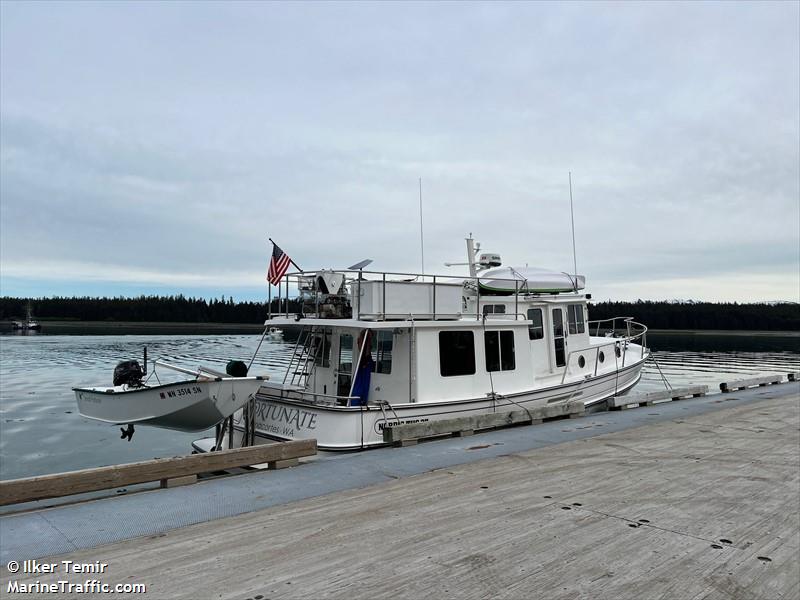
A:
1,386,798,599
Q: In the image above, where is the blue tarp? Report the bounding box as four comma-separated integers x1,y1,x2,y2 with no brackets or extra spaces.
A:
350,359,373,406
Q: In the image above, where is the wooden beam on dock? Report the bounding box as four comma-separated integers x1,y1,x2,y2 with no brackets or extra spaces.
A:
382,401,584,445
720,375,785,393
608,385,708,410
0,439,316,507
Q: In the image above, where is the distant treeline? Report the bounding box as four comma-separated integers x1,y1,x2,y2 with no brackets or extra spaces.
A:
0,295,286,324
1,296,797,330
588,301,799,331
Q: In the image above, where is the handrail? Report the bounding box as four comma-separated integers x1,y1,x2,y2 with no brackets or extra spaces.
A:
275,386,362,407
275,267,588,323
588,316,639,337
285,267,534,282
560,317,648,384
284,267,586,292
275,312,534,323
481,312,529,321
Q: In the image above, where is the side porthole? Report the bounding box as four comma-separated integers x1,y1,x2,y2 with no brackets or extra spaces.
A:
578,355,585,368
598,351,605,363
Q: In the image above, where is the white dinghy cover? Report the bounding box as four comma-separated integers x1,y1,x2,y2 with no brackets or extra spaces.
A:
478,266,585,295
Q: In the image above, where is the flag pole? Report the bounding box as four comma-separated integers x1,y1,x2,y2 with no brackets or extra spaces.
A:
268,238,303,272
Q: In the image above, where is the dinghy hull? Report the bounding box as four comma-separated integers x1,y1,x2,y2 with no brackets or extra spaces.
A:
74,377,263,432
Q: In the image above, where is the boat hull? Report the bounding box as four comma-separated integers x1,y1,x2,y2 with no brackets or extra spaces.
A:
233,357,645,450
75,378,263,432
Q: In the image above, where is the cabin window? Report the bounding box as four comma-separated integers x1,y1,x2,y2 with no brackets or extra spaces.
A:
439,331,476,377
313,328,332,367
370,330,393,374
484,330,516,372
567,304,586,335
527,308,544,340
482,304,506,316
552,308,566,367
338,333,353,373
336,333,354,398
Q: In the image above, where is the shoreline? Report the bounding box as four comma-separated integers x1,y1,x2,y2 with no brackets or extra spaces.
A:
646,329,800,337
1,320,798,336
0,320,265,333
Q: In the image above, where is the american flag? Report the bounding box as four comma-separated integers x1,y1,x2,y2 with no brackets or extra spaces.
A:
267,243,292,285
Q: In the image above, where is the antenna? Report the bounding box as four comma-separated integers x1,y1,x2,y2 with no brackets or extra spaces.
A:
568,172,578,291
348,259,373,270
419,177,425,275
445,235,480,277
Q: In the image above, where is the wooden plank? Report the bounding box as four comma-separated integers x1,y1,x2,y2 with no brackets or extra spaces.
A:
383,402,584,444
0,439,316,506
383,410,528,443
720,375,785,393
267,458,300,470
160,475,197,489
609,385,708,409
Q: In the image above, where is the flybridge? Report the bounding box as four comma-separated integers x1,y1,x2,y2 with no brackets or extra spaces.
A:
268,237,587,322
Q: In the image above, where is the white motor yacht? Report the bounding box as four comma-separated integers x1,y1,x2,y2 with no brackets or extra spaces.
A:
213,236,649,451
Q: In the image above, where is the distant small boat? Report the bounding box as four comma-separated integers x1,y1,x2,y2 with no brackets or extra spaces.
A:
12,304,41,331
266,327,283,340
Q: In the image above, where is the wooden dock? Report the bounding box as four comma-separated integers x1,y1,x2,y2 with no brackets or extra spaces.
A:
720,373,787,392
383,400,584,445
0,440,316,506
608,384,708,409
2,388,797,599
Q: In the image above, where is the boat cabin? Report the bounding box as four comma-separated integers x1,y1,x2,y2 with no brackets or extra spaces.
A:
268,268,641,409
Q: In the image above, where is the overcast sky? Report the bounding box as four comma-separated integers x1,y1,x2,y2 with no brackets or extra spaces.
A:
1,1,798,302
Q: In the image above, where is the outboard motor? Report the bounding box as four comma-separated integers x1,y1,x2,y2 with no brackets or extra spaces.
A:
113,360,144,387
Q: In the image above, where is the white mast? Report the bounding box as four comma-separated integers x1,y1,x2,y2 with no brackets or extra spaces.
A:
419,177,425,276
568,172,578,291
465,234,478,278
444,233,481,277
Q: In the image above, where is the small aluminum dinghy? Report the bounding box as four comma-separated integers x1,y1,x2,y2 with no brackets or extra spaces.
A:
74,360,266,432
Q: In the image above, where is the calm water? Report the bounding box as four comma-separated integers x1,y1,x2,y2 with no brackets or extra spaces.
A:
0,331,797,480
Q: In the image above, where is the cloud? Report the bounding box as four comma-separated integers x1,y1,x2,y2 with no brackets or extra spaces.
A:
1,2,798,301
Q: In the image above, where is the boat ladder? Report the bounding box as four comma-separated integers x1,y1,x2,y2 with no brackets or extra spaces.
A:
375,399,401,429
283,326,321,388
